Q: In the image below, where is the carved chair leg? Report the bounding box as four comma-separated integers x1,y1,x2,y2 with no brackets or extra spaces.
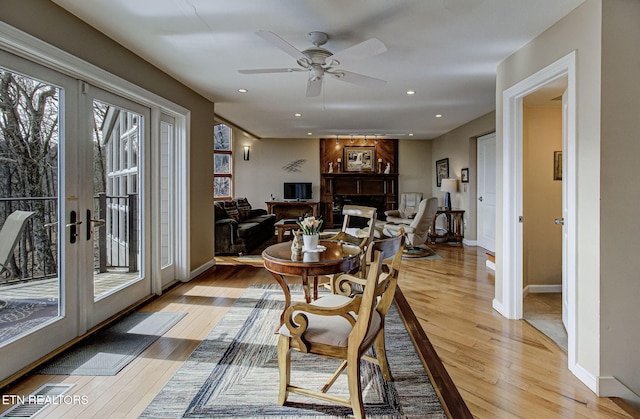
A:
374,329,393,381
277,335,291,405
347,355,365,419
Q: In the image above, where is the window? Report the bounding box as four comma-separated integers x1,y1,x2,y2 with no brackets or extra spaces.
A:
214,123,232,199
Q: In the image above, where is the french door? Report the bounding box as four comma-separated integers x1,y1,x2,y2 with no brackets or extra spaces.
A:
80,85,151,330
0,50,153,379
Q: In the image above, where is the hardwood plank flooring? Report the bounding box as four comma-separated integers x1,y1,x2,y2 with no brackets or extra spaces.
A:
0,245,636,418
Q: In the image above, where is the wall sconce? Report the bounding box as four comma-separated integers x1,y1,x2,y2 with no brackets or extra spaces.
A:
243,145,250,161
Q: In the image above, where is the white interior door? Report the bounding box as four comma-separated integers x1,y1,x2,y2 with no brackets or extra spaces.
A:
561,90,569,330
477,132,497,252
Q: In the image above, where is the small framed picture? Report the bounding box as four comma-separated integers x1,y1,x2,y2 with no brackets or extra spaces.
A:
461,168,469,183
554,151,562,181
436,158,449,187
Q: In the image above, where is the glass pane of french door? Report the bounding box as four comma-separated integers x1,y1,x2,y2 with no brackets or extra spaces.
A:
91,99,143,299
0,66,62,345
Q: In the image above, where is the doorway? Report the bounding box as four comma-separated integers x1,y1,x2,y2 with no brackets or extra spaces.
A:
520,79,567,350
499,51,578,370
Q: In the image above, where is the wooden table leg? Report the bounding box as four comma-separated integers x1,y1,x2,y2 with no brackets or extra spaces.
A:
277,227,284,243
267,271,291,329
301,271,311,303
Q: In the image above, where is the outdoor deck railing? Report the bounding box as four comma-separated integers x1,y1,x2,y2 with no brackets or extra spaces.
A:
0,194,138,285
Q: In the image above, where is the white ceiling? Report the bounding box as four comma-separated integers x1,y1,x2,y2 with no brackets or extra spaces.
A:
52,0,584,140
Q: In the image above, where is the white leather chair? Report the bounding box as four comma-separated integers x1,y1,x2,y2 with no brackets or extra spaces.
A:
384,192,422,225
383,197,438,247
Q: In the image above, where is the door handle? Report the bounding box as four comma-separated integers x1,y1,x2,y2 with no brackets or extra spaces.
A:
86,210,106,240
478,196,483,202
67,210,81,243
554,218,565,225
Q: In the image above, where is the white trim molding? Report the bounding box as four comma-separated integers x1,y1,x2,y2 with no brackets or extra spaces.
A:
500,50,580,384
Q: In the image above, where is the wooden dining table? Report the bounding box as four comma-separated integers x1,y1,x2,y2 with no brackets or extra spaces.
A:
262,239,361,326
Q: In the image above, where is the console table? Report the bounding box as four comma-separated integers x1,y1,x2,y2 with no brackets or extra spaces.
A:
428,208,465,244
266,201,319,222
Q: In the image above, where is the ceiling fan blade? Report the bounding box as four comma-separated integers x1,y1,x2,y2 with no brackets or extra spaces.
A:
306,77,323,97
256,30,307,62
329,38,387,63
329,70,387,88
239,68,304,74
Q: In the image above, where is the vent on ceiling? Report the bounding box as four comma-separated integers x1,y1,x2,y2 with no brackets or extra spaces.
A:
1,384,74,418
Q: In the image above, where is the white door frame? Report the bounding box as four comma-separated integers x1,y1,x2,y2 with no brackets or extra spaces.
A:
498,51,577,370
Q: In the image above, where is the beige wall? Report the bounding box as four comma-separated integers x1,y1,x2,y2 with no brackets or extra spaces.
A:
496,0,640,397
1,0,216,272
233,137,320,209
430,112,495,242
523,106,562,288
398,139,433,197
234,137,434,214
599,0,640,402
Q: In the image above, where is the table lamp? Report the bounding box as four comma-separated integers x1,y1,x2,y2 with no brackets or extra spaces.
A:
441,178,458,210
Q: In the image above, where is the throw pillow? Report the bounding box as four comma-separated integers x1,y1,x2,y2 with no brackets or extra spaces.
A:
222,200,240,221
235,197,252,220
214,202,227,220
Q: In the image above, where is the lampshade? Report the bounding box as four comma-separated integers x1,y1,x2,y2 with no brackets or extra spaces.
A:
440,178,458,193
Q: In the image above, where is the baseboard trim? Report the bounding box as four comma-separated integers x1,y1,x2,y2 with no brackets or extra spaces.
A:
524,284,562,295
189,259,215,280
598,376,640,402
462,238,477,246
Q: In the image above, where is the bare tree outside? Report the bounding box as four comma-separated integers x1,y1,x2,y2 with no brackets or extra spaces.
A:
0,68,59,279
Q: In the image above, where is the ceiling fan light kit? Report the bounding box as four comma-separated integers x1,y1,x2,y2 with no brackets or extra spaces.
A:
239,30,387,97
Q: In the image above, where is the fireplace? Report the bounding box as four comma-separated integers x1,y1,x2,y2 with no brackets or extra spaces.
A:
332,195,387,227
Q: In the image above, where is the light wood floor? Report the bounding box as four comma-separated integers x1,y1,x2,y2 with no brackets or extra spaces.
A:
1,244,637,418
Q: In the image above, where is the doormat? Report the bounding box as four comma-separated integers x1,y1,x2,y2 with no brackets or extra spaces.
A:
38,311,186,376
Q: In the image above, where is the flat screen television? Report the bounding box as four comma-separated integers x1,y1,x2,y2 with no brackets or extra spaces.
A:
284,182,312,201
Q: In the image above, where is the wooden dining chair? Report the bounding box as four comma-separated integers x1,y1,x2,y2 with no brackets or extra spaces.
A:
277,233,405,419
327,205,377,291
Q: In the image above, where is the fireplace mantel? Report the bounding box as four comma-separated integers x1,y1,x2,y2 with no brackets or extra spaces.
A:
319,137,399,227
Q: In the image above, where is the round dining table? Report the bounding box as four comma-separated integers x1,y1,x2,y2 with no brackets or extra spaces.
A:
262,239,361,327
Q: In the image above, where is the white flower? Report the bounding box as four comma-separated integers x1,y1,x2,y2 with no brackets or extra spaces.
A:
297,216,323,235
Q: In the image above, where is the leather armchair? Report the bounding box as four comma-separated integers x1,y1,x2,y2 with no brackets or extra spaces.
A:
383,197,438,247
384,192,422,225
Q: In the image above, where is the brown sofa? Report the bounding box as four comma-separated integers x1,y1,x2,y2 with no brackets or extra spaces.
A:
214,198,276,255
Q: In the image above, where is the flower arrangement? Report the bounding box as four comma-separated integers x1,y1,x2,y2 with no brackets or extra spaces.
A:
297,216,323,235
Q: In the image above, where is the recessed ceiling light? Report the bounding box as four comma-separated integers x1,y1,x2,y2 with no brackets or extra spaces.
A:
409,133,414,137
406,90,416,95
238,88,248,93
294,113,301,117
307,132,312,136
435,114,443,118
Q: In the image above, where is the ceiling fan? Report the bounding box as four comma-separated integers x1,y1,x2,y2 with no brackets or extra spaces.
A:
239,30,387,97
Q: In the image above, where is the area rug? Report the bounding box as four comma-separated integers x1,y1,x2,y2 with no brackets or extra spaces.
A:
0,298,59,343
38,311,186,376
141,284,446,418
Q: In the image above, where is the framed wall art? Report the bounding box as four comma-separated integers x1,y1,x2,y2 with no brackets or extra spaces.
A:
436,158,449,187
461,167,469,183
344,146,375,172
554,151,562,181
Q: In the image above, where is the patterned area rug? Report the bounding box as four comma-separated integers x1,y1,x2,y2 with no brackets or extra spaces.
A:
38,311,186,376
141,284,446,418
0,298,58,342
